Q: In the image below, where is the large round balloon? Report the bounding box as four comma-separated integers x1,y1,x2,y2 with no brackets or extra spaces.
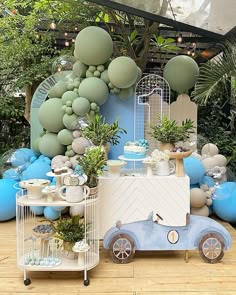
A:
183,156,205,185
108,56,138,89
39,133,66,158
72,97,91,116
74,26,113,65
21,161,52,180
38,98,65,133
78,77,109,106
213,182,236,223
57,129,73,145
163,55,199,93
0,179,18,221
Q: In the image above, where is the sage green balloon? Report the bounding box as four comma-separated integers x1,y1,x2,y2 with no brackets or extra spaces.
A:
72,97,91,116
100,69,109,84
57,129,73,145
32,137,41,154
78,77,109,106
117,87,133,100
48,80,67,98
39,133,66,158
63,113,79,130
108,56,138,89
74,26,113,65
61,90,78,105
163,55,199,93
38,98,65,133
72,60,88,78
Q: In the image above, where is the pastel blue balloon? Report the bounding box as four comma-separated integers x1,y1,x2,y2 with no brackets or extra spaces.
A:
183,156,205,185
44,207,60,220
0,179,18,221
199,175,215,188
50,206,67,212
30,206,45,215
213,182,236,222
21,161,52,181
3,168,21,181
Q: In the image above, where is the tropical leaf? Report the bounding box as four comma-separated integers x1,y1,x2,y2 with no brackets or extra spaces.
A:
192,38,236,104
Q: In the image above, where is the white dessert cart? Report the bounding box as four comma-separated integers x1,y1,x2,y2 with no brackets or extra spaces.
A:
16,182,99,286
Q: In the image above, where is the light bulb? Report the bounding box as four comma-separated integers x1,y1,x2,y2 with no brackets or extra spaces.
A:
72,38,75,43
65,41,70,47
187,50,191,55
49,21,56,30
177,34,182,43
64,32,68,36
191,51,195,57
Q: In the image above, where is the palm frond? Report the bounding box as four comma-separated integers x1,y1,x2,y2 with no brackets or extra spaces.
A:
192,38,236,104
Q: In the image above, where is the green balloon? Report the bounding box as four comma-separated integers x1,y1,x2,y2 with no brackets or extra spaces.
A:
39,133,66,158
117,87,133,100
63,113,79,130
100,69,109,84
38,98,65,133
163,55,199,93
72,60,88,78
32,137,41,154
57,129,73,145
72,97,91,116
61,91,78,105
108,56,138,89
48,80,67,98
78,77,109,106
74,26,113,65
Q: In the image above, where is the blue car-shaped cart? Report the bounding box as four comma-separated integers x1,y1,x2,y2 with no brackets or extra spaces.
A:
103,213,232,264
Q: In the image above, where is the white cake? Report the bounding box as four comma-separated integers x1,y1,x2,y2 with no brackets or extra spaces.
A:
124,141,147,159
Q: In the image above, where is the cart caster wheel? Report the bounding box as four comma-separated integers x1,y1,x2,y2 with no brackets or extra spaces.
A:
24,278,31,286
84,279,90,286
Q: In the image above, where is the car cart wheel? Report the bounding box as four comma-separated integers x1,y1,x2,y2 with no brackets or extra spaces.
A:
198,233,225,264
24,278,31,286
84,278,90,286
109,233,135,264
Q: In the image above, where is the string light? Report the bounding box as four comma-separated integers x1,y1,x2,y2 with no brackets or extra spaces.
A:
75,27,78,31
187,50,191,55
64,32,68,36
177,33,183,43
49,21,56,30
65,41,70,47
72,38,75,43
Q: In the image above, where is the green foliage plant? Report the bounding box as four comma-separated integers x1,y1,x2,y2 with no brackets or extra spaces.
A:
149,115,194,144
52,215,85,243
77,146,106,188
81,114,127,147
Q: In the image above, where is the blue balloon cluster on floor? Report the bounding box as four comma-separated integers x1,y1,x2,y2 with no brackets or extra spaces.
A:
0,179,18,221
213,182,236,223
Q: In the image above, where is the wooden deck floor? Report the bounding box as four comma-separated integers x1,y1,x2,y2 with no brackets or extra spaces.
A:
0,219,236,294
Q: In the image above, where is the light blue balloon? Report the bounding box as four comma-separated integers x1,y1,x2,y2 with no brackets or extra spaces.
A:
21,161,52,181
213,182,236,222
44,207,61,220
0,179,18,221
30,206,45,215
183,156,205,185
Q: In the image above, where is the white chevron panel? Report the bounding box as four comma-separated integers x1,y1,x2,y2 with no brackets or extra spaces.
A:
99,175,190,238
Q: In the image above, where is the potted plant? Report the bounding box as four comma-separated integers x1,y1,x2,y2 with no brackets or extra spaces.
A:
148,115,194,150
81,114,127,149
77,146,106,191
51,215,85,259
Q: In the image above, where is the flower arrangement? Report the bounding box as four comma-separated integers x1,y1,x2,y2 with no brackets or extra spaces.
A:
151,149,170,162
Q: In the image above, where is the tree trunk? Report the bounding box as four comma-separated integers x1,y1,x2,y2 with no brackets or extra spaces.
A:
24,83,32,123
